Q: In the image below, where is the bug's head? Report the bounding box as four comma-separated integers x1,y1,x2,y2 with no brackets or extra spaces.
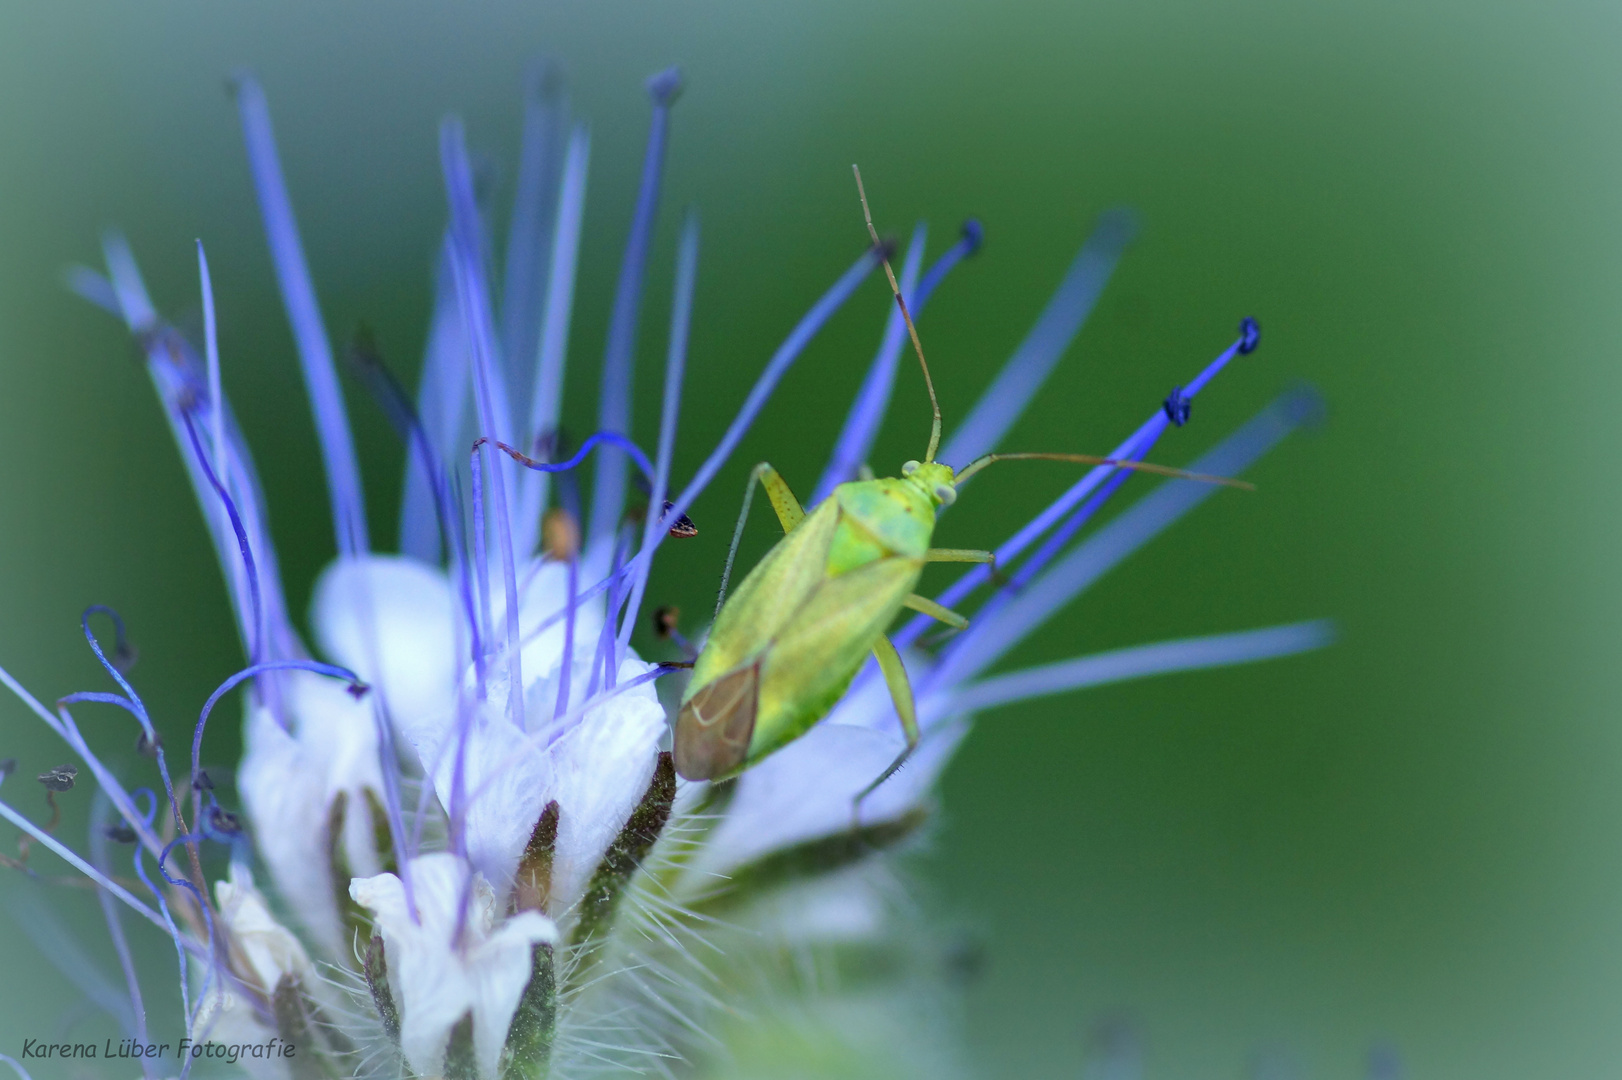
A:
900,459,958,507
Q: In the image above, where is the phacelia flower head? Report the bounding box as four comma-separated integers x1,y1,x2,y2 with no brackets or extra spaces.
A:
2,59,1331,1079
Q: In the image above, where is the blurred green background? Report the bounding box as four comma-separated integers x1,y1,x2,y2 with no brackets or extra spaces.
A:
2,1,1619,1076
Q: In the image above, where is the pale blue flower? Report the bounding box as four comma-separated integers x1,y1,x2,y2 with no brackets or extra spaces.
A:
2,60,1331,1079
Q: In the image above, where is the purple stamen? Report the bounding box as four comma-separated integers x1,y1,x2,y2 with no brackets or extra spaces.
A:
444,119,525,731
128,840,197,1041
634,249,879,577
93,238,293,664
1,667,165,862
588,528,634,697
556,553,579,722
99,234,157,330
77,609,158,747
937,209,1135,468
447,468,486,689
179,409,265,668
0,798,168,935
554,472,585,721
1162,386,1191,426
367,694,418,912
815,219,983,503
619,212,698,654
401,237,471,564
68,613,220,999
893,330,1254,650
196,242,227,504
914,218,984,306
933,389,1314,689
1011,465,1134,589
947,621,1335,714
813,225,927,504
587,67,683,550
499,59,570,408
352,337,468,582
88,798,153,1073
64,265,120,317
197,239,283,722
517,559,633,650
188,659,361,827
515,127,591,554
469,444,494,672
154,828,223,1017
233,75,369,556
490,430,656,481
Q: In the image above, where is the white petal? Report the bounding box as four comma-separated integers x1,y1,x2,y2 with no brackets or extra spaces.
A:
694,708,965,879
351,854,556,1078
189,984,289,1080
544,654,666,910
500,558,606,688
213,863,312,990
418,636,656,900
433,708,557,893
238,669,384,954
312,554,457,734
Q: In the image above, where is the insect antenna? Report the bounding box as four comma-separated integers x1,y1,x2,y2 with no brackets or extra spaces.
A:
952,452,1255,491
853,164,942,463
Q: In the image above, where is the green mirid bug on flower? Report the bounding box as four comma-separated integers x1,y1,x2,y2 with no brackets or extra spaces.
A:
672,167,1247,787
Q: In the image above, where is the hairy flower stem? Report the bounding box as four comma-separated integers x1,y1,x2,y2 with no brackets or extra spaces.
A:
564,753,675,990
501,944,558,1079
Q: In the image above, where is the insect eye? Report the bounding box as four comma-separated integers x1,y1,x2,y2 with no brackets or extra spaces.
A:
934,484,957,505
901,460,920,476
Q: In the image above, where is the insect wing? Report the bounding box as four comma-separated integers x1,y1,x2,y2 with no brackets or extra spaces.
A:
674,661,760,780
689,498,840,687
755,555,922,750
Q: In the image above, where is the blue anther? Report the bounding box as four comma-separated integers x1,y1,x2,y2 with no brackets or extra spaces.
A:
1281,382,1327,427
646,66,683,106
1162,387,1192,427
961,218,985,254
1238,317,1261,355
207,805,243,838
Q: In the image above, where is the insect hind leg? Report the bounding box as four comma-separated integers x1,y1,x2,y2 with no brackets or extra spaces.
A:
855,743,917,823
854,636,920,821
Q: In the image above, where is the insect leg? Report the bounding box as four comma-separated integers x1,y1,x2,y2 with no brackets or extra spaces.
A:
755,463,805,533
870,636,919,747
714,463,807,617
925,547,1000,587
925,547,994,564
854,636,921,818
903,593,968,630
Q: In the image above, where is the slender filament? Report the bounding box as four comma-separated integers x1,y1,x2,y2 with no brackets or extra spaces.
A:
952,452,1254,490
853,164,941,462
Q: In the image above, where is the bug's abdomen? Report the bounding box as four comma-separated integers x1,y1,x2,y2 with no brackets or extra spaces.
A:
686,500,840,690
749,554,923,761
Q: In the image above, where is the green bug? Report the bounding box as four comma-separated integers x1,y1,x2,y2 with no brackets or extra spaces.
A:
673,167,1243,787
